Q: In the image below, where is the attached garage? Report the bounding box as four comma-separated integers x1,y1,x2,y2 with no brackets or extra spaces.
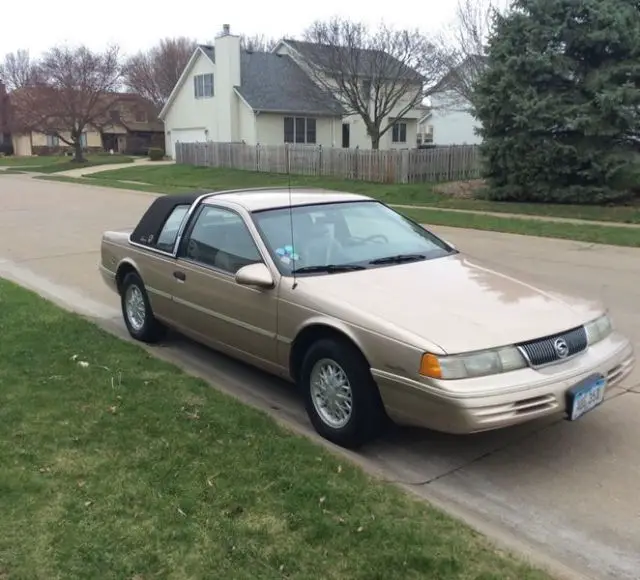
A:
168,128,207,158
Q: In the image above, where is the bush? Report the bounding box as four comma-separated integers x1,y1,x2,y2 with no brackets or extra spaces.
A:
148,147,164,161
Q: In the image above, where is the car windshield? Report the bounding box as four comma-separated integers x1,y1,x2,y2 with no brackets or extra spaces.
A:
251,200,456,276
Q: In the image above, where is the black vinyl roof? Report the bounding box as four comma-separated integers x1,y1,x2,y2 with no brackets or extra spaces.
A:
130,193,200,248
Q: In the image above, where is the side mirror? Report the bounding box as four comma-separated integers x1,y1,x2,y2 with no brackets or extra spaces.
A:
235,263,275,289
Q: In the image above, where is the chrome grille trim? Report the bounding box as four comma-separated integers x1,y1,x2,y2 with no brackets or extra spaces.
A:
517,326,588,368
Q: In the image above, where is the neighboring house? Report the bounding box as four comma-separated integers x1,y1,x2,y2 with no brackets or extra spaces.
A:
159,24,426,156
7,90,163,156
428,55,486,146
0,82,11,152
274,39,426,150
416,106,433,146
100,93,165,154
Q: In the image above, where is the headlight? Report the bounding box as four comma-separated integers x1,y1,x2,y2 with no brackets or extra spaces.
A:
420,346,527,380
585,313,612,345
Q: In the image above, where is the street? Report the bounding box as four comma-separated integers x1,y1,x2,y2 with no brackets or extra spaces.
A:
1,173,639,580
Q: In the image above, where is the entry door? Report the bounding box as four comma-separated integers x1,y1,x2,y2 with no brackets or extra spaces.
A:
342,123,350,148
170,204,279,368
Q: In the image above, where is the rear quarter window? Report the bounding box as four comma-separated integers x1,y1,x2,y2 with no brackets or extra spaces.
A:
154,205,190,252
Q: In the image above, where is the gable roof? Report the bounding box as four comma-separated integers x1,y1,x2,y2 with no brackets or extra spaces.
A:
279,39,423,82
158,45,216,119
235,51,344,116
433,54,488,94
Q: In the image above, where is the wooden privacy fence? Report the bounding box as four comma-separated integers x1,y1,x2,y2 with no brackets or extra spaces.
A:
175,142,482,184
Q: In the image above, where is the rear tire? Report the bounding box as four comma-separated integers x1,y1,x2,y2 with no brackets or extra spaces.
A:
300,338,387,449
120,272,166,343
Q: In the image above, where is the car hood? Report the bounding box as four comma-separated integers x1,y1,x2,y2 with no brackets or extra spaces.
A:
297,254,603,354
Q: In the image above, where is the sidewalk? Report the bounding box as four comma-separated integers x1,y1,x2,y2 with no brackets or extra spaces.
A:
53,157,174,178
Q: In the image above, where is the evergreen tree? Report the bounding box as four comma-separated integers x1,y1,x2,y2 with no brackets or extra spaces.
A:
473,0,640,203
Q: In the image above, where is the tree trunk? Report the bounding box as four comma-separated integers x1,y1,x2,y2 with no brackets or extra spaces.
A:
370,135,380,149
73,139,84,163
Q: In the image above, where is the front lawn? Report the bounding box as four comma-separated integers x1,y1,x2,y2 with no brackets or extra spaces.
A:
0,154,134,173
0,279,549,580
87,164,640,224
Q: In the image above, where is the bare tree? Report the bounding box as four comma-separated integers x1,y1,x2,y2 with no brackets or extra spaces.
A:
123,37,197,108
300,18,446,149
240,34,277,52
10,45,123,162
0,49,41,90
435,0,506,104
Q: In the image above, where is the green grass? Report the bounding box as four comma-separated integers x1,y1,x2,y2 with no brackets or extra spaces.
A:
0,155,64,167
88,164,640,224
0,154,134,173
0,278,550,580
401,207,640,247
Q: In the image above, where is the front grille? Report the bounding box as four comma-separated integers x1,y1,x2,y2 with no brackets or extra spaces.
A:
517,326,588,367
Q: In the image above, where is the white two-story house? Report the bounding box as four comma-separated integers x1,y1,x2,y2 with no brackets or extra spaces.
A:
159,25,427,156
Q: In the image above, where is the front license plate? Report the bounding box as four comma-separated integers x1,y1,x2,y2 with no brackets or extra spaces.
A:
566,374,607,421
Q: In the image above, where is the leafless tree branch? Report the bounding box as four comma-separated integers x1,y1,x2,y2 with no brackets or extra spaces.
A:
434,0,506,105
300,17,446,149
9,44,123,161
240,34,278,52
123,37,197,108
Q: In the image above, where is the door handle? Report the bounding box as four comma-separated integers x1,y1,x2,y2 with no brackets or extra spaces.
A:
173,271,186,281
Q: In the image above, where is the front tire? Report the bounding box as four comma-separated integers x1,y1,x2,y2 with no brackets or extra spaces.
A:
120,272,165,343
300,338,387,449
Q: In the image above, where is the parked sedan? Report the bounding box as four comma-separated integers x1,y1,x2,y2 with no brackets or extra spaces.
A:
99,187,635,448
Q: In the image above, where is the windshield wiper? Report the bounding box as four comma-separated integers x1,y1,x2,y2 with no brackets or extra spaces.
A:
369,253,427,265
292,264,366,274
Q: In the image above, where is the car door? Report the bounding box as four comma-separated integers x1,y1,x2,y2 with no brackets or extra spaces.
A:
169,202,280,370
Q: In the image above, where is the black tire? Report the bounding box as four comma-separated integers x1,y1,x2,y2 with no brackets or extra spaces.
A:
120,272,166,343
300,338,388,449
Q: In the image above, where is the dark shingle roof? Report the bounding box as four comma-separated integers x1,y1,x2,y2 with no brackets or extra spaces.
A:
282,39,423,82
235,51,344,116
199,45,215,64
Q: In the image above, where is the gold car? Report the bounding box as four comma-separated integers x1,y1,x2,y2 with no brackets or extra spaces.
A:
99,187,635,448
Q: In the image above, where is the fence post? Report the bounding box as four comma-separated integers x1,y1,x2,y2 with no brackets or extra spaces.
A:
355,145,359,180
318,144,323,176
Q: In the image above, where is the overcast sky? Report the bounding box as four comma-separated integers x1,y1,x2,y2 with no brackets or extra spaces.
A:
2,1,460,59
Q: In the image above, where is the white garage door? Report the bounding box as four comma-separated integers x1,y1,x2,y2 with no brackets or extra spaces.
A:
169,128,207,158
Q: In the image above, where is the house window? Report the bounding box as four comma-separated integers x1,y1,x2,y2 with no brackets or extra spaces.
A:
135,109,147,123
283,116,316,144
194,73,214,98
46,134,59,147
392,121,407,143
110,109,120,122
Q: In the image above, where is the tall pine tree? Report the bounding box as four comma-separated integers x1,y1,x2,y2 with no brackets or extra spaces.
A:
473,0,640,203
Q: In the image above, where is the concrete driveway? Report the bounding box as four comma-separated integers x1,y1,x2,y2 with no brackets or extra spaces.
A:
1,173,639,580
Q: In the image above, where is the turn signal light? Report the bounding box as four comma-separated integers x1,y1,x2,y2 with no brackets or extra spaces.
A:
419,353,442,379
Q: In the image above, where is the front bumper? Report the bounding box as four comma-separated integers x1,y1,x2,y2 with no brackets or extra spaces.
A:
372,331,635,434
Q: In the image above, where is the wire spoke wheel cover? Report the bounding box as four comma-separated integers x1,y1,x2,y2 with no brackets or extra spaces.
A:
309,358,354,429
125,284,146,332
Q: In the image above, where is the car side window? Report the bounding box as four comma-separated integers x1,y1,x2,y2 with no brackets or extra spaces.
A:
182,206,262,274
155,205,190,252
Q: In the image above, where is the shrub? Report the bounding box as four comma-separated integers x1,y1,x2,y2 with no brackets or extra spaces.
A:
148,147,164,161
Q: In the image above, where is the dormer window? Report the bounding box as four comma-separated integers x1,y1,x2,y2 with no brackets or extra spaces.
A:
194,73,214,98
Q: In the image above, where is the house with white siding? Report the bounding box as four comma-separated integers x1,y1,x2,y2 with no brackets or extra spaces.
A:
428,55,486,146
159,25,427,157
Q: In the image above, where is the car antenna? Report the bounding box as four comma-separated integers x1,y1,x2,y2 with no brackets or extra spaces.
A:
287,145,298,290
